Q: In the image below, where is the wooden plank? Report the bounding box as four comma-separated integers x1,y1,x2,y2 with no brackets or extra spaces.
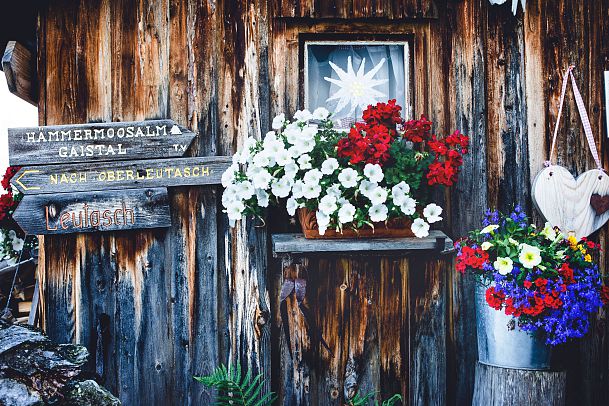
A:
271,231,453,256
2,41,37,105
13,187,171,235
8,119,197,166
472,363,566,405
12,156,232,195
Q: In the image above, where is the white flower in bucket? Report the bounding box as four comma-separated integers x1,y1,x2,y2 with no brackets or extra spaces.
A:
423,203,443,224
411,218,430,238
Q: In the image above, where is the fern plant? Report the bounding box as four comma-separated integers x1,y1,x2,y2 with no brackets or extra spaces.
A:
348,391,402,406
194,363,276,406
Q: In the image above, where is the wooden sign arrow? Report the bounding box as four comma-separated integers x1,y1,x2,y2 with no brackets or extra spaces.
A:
13,188,171,235
11,156,232,195
8,119,197,166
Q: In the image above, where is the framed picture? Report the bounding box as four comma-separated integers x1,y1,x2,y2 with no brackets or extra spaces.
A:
303,39,412,128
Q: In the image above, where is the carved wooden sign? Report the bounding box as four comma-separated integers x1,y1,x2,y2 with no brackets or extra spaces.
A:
13,188,171,235
12,156,232,195
8,119,196,166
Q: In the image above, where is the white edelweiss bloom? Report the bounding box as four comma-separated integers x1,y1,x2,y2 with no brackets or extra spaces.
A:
303,169,323,185
221,166,237,188
300,125,318,140
359,180,378,198
291,180,305,199
326,184,342,199
368,187,388,206
411,218,430,238
400,196,417,216
369,204,389,223
319,194,338,215
316,210,330,236
251,169,272,189
286,197,299,216
321,158,339,175
363,163,384,183
297,154,312,169
302,182,322,199
12,238,24,252
272,113,286,130
312,107,330,120
271,177,292,198
256,189,270,208
423,203,443,224
275,148,292,166
338,203,356,224
294,109,313,122
338,168,359,188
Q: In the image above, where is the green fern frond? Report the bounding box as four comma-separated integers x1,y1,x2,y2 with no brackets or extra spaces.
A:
348,391,403,406
194,363,276,406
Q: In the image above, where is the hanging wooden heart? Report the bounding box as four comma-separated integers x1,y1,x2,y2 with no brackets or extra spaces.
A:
532,166,609,238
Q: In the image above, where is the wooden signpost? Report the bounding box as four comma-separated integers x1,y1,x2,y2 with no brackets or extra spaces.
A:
13,188,171,235
8,119,197,166
8,119,231,235
12,156,232,195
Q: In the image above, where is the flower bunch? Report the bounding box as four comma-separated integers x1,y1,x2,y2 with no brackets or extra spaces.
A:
427,130,469,187
456,207,605,345
337,100,403,165
222,100,468,237
0,166,34,265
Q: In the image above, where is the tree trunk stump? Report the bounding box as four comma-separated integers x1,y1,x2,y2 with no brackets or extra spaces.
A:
472,362,566,406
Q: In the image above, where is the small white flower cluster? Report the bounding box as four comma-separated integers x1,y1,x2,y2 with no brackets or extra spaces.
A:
221,108,444,238
0,229,25,266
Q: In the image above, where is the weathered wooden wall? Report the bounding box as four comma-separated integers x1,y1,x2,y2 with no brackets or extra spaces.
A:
35,0,609,405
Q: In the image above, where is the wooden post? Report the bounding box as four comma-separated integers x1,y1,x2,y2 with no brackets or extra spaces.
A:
472,362,567,406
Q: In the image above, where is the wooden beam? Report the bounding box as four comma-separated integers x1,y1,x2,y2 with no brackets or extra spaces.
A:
2,41,37,106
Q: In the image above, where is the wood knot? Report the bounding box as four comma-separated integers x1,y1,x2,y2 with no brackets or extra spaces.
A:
330,387,339,399
339,283,348,291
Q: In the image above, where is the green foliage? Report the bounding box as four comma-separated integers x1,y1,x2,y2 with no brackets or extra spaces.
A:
194,363,276,406
348,391,403,406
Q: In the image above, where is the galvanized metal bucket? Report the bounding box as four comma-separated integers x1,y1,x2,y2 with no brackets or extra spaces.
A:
475,283,551,370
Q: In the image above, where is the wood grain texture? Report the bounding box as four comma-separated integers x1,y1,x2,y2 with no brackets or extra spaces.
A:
12,156,232,195
532,166,609,238
1,41,37,105
13,187,171,235
8,119,196,166
472,363,566,406
272,231,453,256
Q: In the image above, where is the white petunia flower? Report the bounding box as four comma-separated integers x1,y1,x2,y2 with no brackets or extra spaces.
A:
286,197,299,216
300,125,317,140
294,137,315,154
364,163,384,183
303,169,323,185
251,168,272,189
400,197,417,216
393,181,410,195
271,177,292,198
221,166,237,188
368,186,388,206
12,238,24,252
423,203,443,224
285,126,302,145
338,168,359,188
518,244,542,269
291,180,305,199
272,113,286,130
302,182,322,199
319,195,338,215
321,158,339,175
312,107,330,120
297,154,312,169
338,203,356,224
369,204,388,223
494,257,514,275
316,210,330,235
226,200,245,226
326,184,342,199
256,189,270,208
359,180,378,198
222,185,240,208
294,109,313,122
283,160,299,179
236,181,254,200
253,152,272,168
275,148,292,166
411,218,430,238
